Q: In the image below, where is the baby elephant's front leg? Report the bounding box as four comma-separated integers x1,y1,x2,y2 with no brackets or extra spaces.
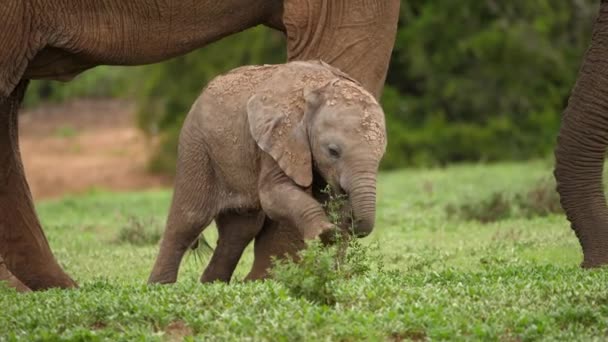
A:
259,155,337,240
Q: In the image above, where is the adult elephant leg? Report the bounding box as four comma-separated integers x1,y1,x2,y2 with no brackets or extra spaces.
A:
282,0,400,98
0,81,76,290
555,2,608,268
245,219,305,280
0,255,30,292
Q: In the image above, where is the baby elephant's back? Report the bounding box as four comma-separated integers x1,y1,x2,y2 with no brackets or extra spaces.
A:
200,60,348,127
190,65,279,190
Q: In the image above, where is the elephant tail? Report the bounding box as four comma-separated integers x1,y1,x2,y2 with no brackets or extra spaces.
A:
187,234,215,263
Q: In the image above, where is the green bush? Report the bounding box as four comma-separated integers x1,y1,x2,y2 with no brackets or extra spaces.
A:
381,0,597,168
271,238,378,305
271,186,380,305
115,215,162,246
446,176,563,223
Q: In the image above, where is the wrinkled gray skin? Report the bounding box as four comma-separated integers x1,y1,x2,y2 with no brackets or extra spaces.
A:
554,1,608,268
148,60,386,284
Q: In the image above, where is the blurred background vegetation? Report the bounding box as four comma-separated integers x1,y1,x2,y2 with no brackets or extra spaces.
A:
23,1,598,173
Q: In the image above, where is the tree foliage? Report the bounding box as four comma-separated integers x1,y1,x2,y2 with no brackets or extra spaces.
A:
381,0,597,168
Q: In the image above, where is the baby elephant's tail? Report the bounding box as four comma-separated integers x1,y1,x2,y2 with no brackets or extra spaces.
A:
189,235,213,251
187,234,215,264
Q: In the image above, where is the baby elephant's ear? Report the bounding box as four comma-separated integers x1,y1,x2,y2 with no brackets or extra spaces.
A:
247,93,313,188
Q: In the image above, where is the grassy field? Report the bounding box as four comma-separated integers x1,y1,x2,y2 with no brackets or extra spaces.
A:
2,160,607,341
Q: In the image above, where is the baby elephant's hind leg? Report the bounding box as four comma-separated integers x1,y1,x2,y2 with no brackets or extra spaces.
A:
148,144,217,285
201,210,265,283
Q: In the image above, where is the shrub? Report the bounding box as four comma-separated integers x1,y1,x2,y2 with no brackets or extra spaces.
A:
446,192,513,223
446,177,563,223
271,238,376,306
115,215,162,246
516,177,563,218
271,185,379,305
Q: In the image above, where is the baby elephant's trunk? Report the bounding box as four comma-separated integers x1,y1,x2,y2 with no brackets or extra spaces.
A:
347,172,378,238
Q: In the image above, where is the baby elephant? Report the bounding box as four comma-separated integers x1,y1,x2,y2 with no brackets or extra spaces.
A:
148,60,387,284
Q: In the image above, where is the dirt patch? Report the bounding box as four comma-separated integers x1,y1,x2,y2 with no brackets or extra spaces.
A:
90,321,108,330
19,99,172,200
390,330,427,341
164,321,193,341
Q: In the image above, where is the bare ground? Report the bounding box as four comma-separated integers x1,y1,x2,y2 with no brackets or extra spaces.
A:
19,99,172,200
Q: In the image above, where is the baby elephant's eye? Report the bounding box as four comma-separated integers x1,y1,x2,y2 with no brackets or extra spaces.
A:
327,144,341,159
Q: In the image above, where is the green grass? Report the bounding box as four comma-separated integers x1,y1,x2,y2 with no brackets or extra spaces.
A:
2,160,607,341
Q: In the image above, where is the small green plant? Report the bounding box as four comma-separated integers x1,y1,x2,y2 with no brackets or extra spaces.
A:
271,185,378,305
115,215,162,246
446,177,563,223
116,213,213,258
446,192,512,223
515,177,563,218
271,238,377,305
320,185,350,228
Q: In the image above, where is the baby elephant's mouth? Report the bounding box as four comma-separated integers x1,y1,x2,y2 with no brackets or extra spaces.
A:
334,184,347,196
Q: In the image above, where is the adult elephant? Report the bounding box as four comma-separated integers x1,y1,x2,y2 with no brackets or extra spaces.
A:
0,0,400,291
555,1,608,268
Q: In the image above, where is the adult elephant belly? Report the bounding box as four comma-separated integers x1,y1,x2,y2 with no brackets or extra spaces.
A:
24,0,279,81
24,47,96,81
